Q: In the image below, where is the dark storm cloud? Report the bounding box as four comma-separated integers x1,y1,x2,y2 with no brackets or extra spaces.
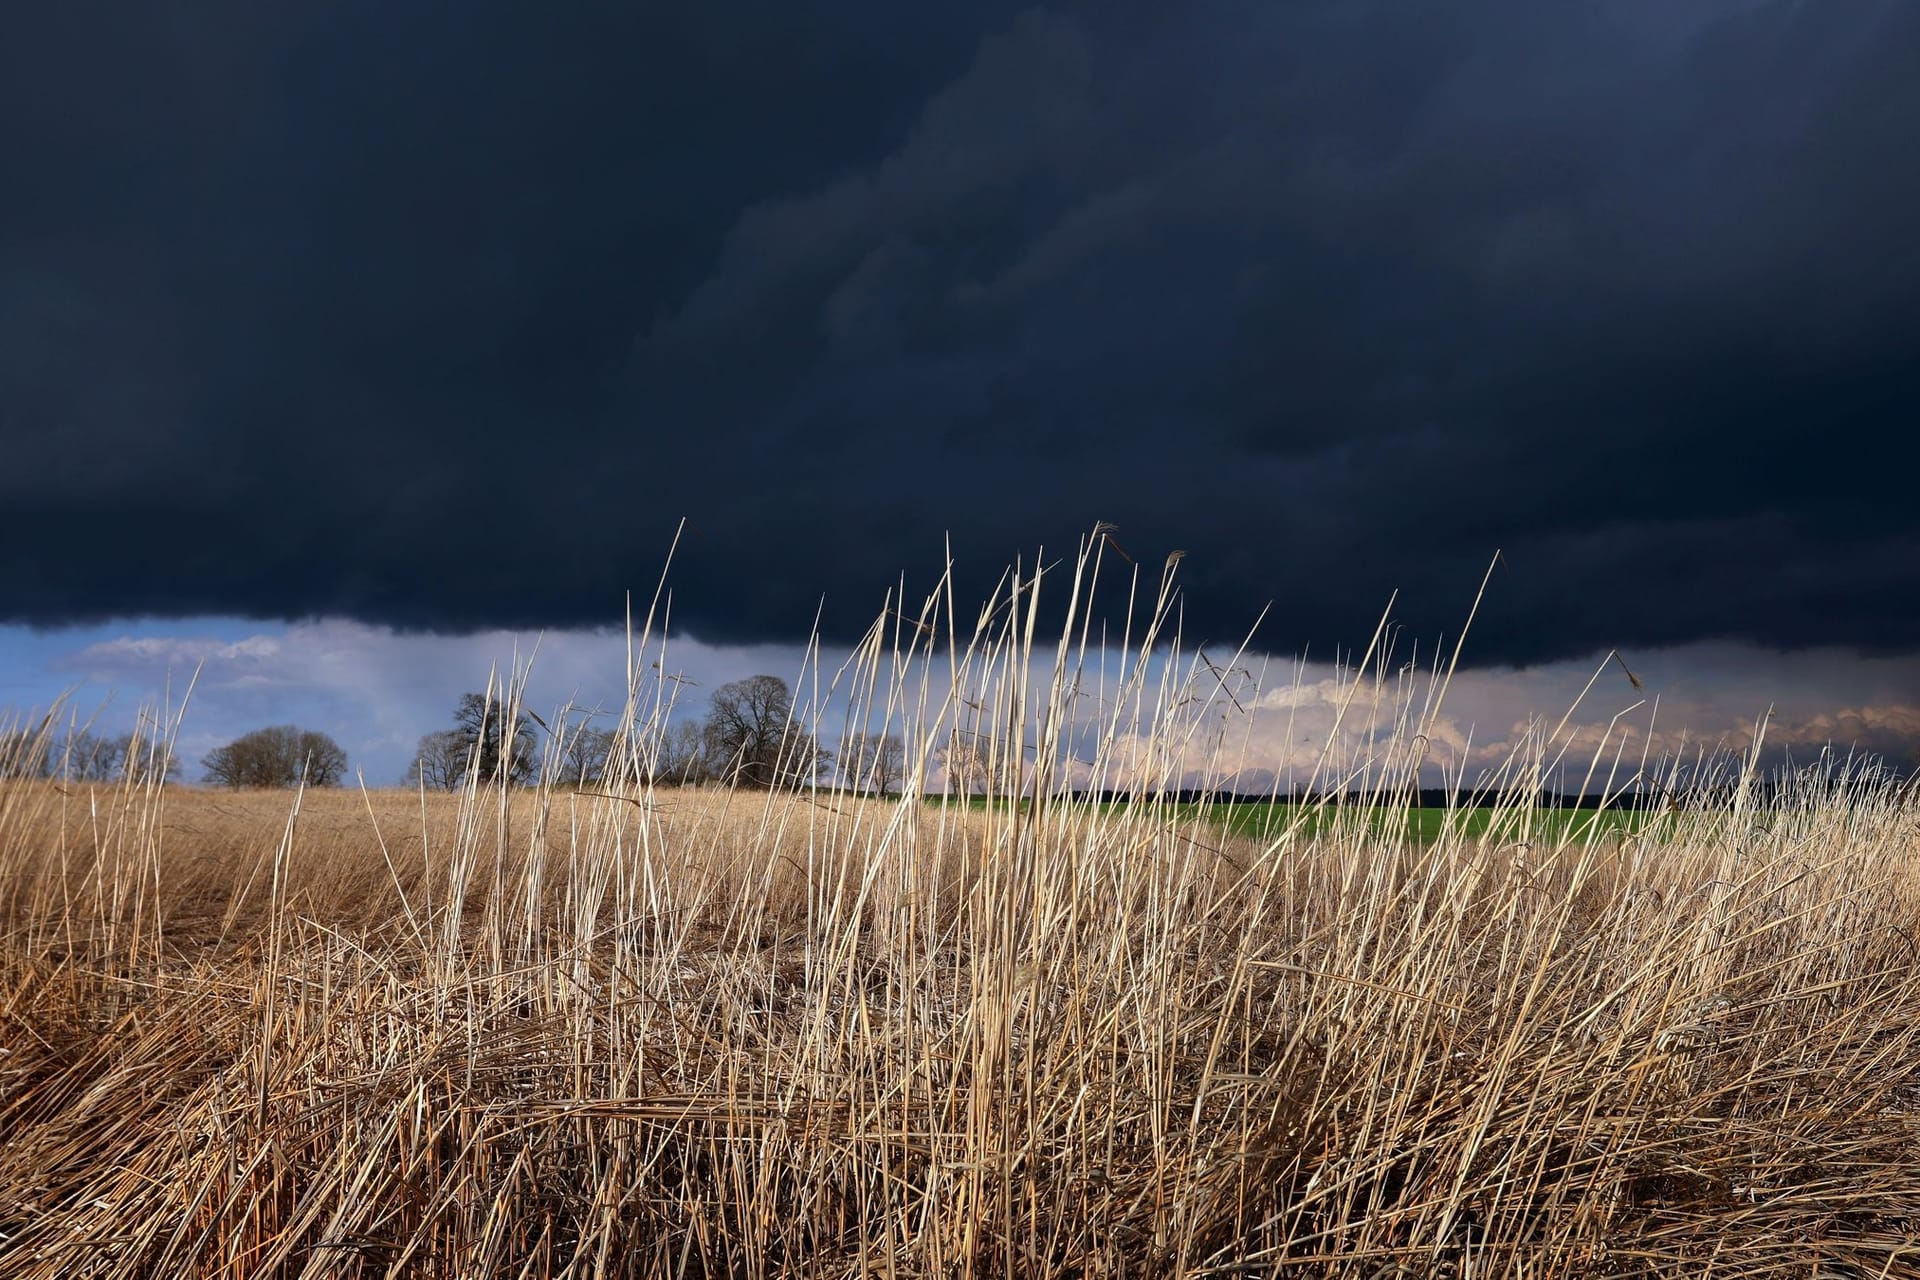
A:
4,0,1918,667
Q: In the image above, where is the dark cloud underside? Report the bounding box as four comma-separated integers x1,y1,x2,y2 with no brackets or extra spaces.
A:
3,1,1917,665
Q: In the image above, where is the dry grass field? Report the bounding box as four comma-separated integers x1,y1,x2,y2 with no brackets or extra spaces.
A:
3,543,1918,1277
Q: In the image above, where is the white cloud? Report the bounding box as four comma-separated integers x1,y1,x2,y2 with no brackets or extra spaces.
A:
64,633,283,675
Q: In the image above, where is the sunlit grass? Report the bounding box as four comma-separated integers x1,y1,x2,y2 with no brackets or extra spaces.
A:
1,532,1915,1277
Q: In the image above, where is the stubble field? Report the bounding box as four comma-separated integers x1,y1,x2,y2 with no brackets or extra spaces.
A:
4,773,1918,1277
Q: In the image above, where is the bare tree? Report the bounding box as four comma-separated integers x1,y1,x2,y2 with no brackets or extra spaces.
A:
450,693,536,787
844,731,906,796
105,729,181,783
3,728,179,783
702,675,828,790
939,732,990,796
555,724,617,788
0,728,49,781
58,730,123,781
405,730,467,791
652,718,710,786
203,726,348,788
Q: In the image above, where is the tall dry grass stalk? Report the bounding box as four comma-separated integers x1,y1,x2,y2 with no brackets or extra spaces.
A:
2,532,1917,1277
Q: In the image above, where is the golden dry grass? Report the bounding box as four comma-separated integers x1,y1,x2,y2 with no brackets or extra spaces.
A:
2,537,1918,1277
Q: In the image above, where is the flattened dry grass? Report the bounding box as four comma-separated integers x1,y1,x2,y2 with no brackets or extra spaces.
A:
2,536,1918,1277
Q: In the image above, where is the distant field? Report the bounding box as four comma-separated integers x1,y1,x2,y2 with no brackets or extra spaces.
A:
1178,799,1657,845
944,795,1659,846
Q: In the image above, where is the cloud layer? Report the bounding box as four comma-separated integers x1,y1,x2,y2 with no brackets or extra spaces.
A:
2,2,1917,665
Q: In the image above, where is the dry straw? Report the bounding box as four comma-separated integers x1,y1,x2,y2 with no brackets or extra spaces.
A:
1,530,1917,1277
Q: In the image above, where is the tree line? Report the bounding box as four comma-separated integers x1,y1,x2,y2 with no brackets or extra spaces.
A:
57,674,909,794
0,727,181,783
404,675,906,795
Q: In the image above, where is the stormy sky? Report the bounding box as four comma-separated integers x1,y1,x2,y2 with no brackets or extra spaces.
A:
4,2,1918,781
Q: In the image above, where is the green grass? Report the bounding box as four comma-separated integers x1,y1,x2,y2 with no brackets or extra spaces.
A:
1175,799,1657,846
934,794,1658,846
